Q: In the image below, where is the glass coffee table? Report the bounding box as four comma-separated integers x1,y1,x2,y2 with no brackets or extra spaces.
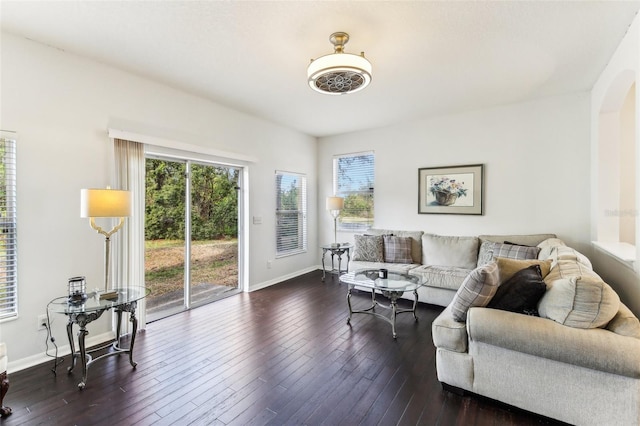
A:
339,269,425,338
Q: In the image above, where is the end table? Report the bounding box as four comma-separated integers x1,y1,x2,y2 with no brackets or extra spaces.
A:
321,243,352,281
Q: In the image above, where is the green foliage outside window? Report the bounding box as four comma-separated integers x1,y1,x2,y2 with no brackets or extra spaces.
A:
145,159,238,241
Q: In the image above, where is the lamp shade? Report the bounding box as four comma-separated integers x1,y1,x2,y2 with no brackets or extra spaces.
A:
326,196,344,211
80,188,131,218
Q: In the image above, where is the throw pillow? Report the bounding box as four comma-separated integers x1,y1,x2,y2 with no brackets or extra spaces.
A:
537,238,567,260
422,234,479,269
493,242,540,260
495,257,552,284
383,235,413,264
352,234,384,262
476,241,495,267
538,276,620,329
450,261,500,322
487,265,546,315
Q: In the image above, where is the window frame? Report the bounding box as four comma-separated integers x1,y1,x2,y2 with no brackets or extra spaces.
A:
0,132,17,322
332,151,375,232
275,170,307,257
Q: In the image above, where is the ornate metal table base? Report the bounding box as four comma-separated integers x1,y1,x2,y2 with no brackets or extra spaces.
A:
346,286,419,338
321,244,352,281
0,371,10,417
66,301,139,389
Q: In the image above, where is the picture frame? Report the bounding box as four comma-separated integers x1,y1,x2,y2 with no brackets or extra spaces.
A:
418,164,484,215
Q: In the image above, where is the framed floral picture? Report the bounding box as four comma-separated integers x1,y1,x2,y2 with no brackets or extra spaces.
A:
418,164,484,215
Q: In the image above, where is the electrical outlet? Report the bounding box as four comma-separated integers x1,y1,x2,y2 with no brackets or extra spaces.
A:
37,314,48,330
267,260,272,269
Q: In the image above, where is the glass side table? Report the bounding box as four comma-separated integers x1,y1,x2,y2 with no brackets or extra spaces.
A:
48,286,148,389
321,243,352,281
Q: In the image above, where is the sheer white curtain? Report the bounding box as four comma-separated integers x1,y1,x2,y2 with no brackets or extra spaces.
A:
113,138,147,329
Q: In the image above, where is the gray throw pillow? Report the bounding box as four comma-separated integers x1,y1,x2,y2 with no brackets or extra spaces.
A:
492,242,540,260
352,235,384,262
477,242,540,268
383,235,413,263
450,261,500,322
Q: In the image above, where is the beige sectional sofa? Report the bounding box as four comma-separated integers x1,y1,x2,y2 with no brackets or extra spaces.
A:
349,230,640,425
432,238,640,426
348,229,555,306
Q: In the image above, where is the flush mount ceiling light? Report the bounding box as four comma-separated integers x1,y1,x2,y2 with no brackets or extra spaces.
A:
307,32,372,95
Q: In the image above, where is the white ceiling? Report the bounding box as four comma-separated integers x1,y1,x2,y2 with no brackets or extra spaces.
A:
1,1,639,138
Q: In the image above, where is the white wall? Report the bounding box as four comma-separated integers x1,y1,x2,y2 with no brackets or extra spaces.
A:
0,33,318,370
590,13,640,315
319,93,591,254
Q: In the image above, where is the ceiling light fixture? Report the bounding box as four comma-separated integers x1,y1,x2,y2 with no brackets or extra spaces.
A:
307,32,372,95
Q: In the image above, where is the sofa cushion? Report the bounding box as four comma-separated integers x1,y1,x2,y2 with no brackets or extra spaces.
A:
365,229,424,264
495,257,552,284
432,305,468,353
349,260,418,274
352,234,384,262
450,261,500,322
422,234,479,269
409,265,471,291
487,264,546,314
383,235,413,264
538,276,620,329
606,303,640,339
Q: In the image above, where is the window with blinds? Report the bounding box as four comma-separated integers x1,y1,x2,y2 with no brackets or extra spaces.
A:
333,151,374,231
0,134,17,321
276,171,307,257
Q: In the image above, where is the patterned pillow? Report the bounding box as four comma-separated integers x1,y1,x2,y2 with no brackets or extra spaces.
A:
383,235,413,263
450,261,500,322
477,241,495,267
493,242,540,260
477,241,538,267
352,235,384,262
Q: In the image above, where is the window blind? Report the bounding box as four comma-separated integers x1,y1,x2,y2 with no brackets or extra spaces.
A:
333,152,374,231
275,171,307,256
0,134,17,321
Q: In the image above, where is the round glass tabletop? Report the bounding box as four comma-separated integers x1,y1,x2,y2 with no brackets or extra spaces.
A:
47,286,149,314
341,269,424,292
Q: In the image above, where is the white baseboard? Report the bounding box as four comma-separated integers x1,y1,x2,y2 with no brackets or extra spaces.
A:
249,266,320,292
7,331,115,374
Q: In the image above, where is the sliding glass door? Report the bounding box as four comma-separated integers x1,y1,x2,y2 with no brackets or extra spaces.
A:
144,157,240,321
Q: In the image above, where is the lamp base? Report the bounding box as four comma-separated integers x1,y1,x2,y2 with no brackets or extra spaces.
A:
99,290,119,301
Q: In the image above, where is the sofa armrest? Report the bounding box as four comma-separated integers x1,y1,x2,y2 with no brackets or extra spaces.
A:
467,307,640,378
432,305,468,353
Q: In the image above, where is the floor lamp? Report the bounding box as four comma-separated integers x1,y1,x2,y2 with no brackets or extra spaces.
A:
326,196,344,247
81,188,131,300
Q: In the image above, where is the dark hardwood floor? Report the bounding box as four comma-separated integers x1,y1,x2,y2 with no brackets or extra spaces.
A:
2,270,564,425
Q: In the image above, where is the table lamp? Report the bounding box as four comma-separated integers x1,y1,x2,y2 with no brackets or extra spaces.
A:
326,196,344,247
81,188,131,300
